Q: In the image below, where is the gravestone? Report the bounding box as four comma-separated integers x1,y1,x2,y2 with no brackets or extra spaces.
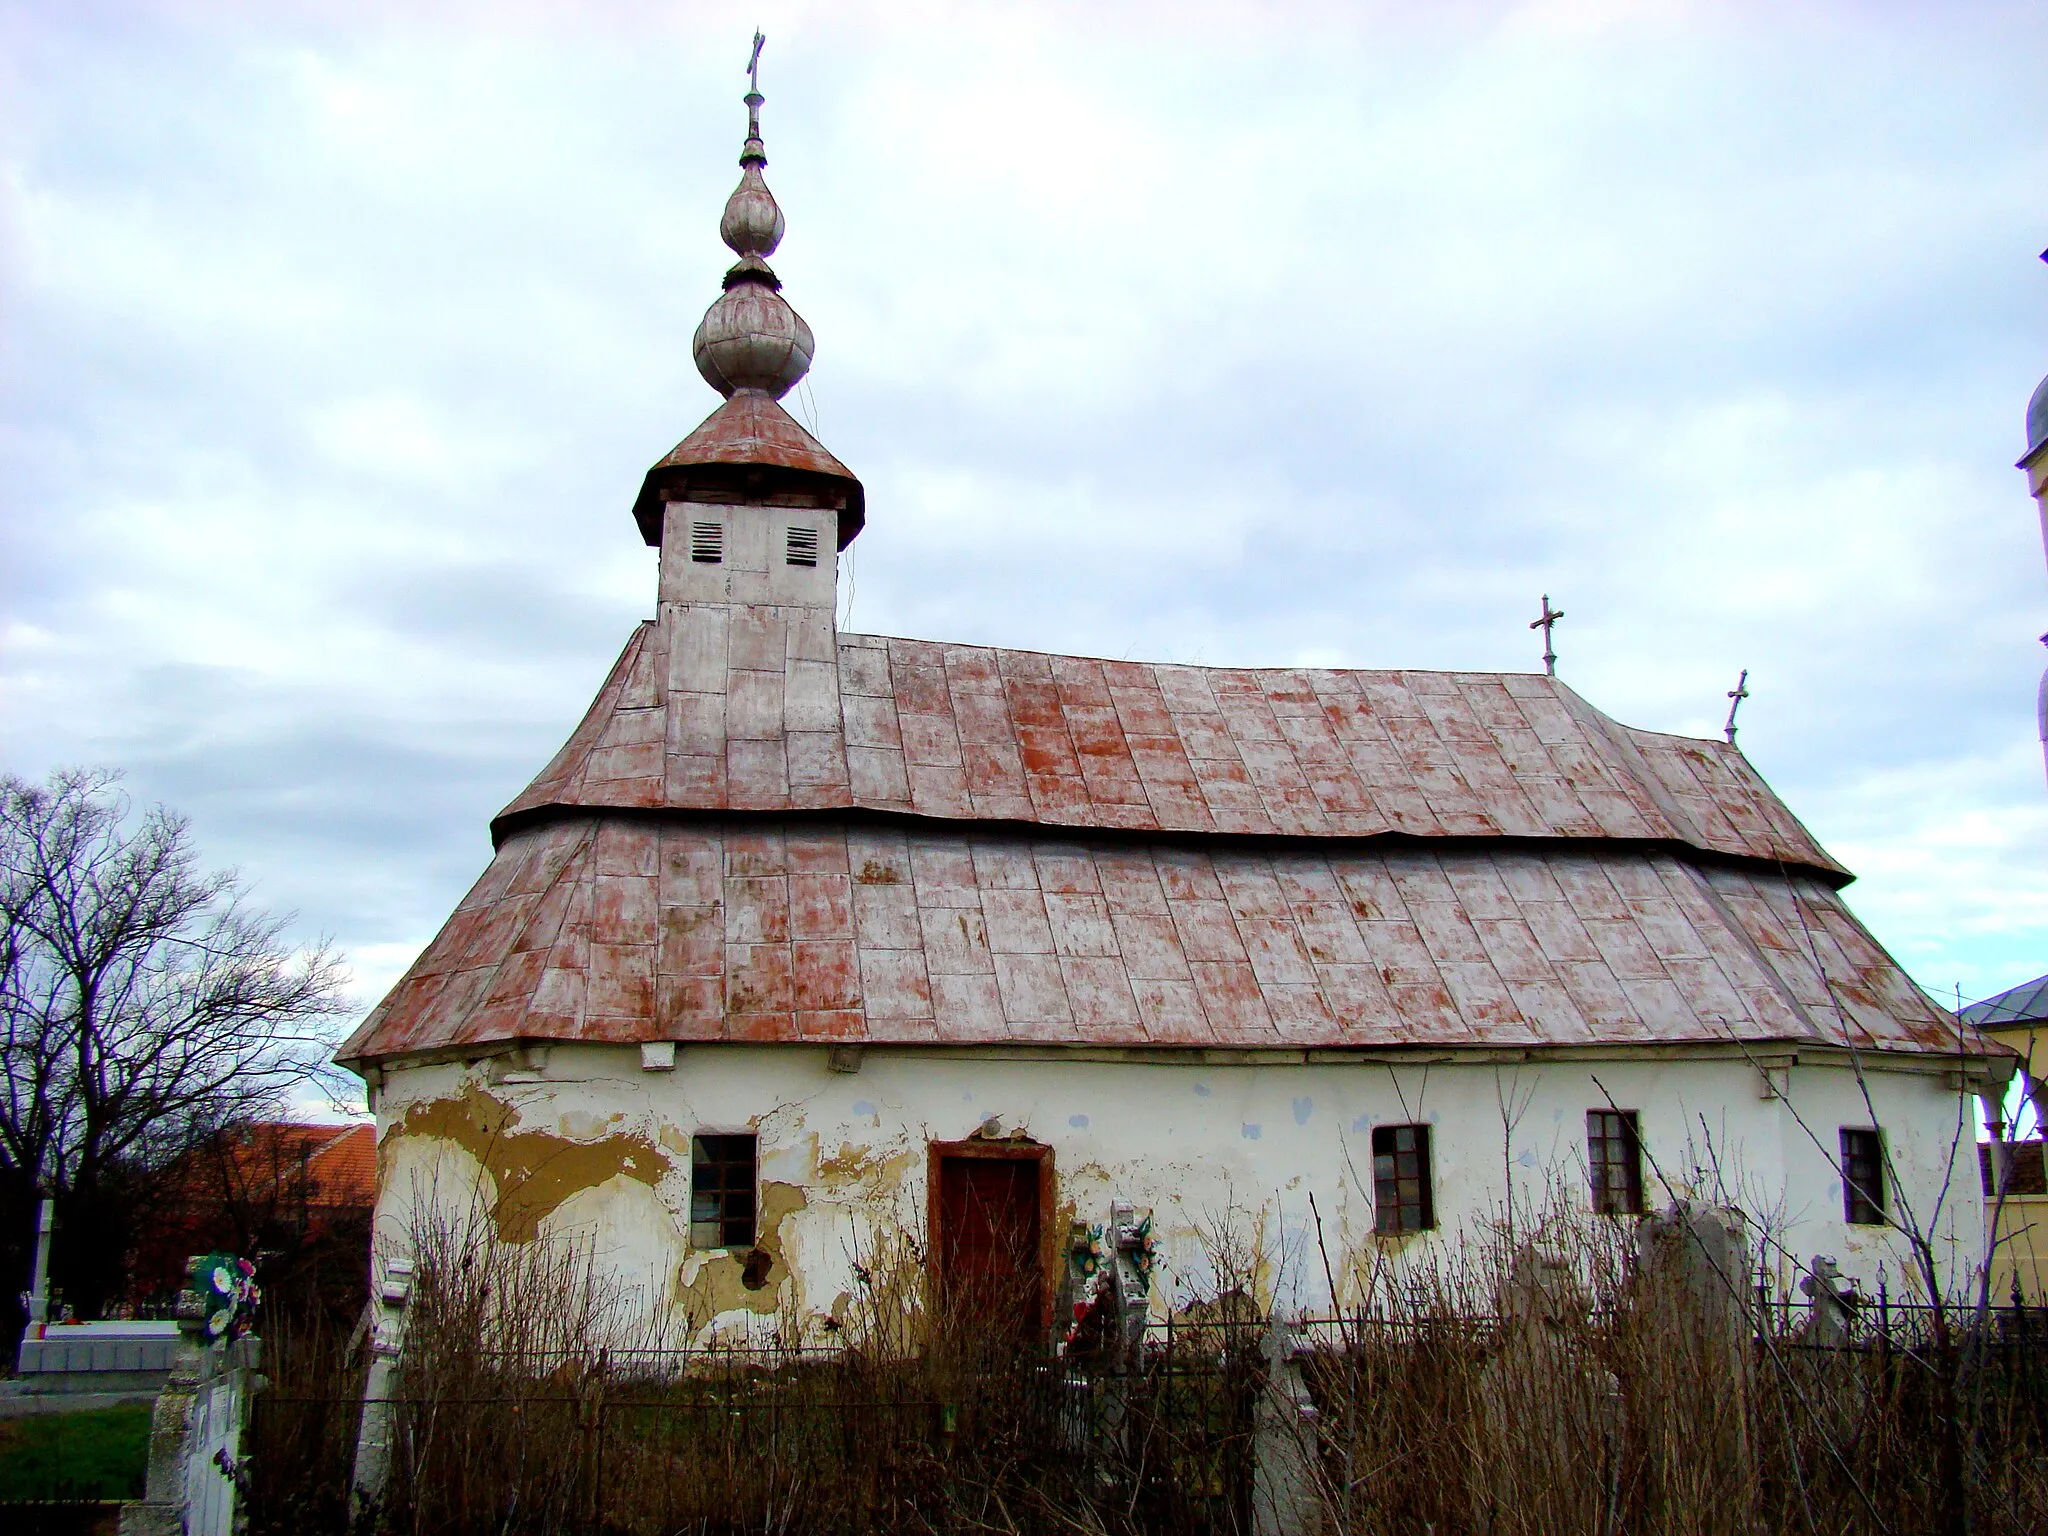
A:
1252,1314,1320,1536
1799,1256,1858,1347
1469,1248,1619,1535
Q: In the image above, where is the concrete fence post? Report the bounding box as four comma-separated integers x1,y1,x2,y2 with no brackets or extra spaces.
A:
119,1323,204,1536
118,1262,262,1536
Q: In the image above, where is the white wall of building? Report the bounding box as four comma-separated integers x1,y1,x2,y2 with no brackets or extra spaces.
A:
371,1043,1984,1343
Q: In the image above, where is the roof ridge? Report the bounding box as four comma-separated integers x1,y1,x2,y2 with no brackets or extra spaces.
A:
842,631,1663,692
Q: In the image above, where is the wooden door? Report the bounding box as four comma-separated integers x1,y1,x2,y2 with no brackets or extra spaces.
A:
936,1154,1043,1340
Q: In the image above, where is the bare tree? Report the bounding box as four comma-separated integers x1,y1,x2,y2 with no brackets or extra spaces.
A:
0,767,348,1319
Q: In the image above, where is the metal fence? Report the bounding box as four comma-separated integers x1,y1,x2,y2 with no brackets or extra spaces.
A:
246,1335,1269,1536
241,1303,2048,1536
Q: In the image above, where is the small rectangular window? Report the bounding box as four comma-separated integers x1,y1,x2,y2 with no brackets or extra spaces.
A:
690,521,724,564
1841,1128,1886,1226
1372,1124,1434,1234
691,1133,757,1247
1587,1109,1644,1216
784,524,820,567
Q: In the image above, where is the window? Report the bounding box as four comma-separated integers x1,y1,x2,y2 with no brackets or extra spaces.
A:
690,521,724,564
1841,1129,1886,1226
690,1133,757,1247
1372,1124,1434,1234
1587,1110,1644,1216
784,524,820,567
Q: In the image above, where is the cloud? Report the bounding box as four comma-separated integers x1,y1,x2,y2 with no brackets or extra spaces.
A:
4,0,2048,1043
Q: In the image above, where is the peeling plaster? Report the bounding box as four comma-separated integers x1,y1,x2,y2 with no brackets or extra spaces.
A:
370,1046,1979,1333
813,1135,916,1192
390,1085,670,1243
675,1180,808,1320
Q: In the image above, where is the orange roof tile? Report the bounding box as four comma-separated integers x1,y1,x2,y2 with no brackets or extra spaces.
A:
304,1122,377,1207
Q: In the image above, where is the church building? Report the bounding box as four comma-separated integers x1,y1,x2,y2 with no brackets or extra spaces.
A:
339,73,2002,1339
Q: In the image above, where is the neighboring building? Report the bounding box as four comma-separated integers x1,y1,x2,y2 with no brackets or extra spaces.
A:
2023,346,2048,783
338,77,2005,1340
130,1122,377,1305
1963,974,2048,1303
1978,1141,2047,1305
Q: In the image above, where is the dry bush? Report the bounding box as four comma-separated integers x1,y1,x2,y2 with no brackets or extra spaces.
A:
1305,1197,2048,1536
245,1190,2048,1536
245,1289,372,1536
250,1200,1265,1536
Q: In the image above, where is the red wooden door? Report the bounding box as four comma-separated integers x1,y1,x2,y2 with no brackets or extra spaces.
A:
936,1155,1043,1340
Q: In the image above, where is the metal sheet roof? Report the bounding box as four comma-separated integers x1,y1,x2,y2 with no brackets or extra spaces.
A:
1962,972,2048,1030
632,394,864,547
494,627,1847,883
338,813,1963,1064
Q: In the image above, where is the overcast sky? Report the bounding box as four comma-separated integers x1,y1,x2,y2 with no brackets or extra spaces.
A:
5,0,2048,1075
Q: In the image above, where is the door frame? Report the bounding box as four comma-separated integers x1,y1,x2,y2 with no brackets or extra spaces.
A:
926,1138,1058,1335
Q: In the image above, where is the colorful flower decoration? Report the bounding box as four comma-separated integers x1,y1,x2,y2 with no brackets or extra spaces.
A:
191,1252,261,1342
1069,1222,1106,1278
1126,1213,1157,1287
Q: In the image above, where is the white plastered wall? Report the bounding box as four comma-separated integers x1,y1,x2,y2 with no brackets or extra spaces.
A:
659,500,837,610
653,499,843,803
371,1045,1984,1343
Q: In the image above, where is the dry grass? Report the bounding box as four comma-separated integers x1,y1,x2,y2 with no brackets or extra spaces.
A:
245,1197,2048,1536
1305,1200,2048,1536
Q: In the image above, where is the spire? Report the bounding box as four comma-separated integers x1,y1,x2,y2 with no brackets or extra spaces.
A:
633,35,862,551
692,34,815,401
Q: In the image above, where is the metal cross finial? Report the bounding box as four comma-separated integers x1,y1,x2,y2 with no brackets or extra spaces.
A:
1723,668,1750,745
1529,595,1564,677
745,31,766,138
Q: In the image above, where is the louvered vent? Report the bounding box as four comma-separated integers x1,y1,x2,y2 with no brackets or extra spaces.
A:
690,521,724,564
785,525,820,568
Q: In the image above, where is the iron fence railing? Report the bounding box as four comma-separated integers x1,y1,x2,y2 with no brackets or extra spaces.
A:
247,1337,1269,1536
239,1302,2048,1536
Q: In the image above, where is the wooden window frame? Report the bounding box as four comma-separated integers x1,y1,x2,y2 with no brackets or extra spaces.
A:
1587,1109,1645,1216
690,1132,758,1249
926,1139,1058,1333
1841,1127,1887,1227
1371,1123,1435,1235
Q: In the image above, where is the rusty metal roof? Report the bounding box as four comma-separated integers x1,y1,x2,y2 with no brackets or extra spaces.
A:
495,627,1848,883
336,814,1967,1064
631,393,864,548
332,613,1990,1066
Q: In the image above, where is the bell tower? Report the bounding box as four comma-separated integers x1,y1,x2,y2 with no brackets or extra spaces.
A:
628,38,864,811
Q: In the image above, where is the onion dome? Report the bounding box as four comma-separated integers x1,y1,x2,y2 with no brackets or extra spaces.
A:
691,81,814,400
634,42,863,551
2026,372,2048,467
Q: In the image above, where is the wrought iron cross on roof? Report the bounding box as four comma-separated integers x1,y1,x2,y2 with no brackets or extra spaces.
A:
1529,595,1563,677
1723,668,1750,745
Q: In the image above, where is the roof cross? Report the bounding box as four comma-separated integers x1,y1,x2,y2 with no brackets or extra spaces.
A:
745,31,766,138
1723,668,1750,745
1529,594,1564,677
